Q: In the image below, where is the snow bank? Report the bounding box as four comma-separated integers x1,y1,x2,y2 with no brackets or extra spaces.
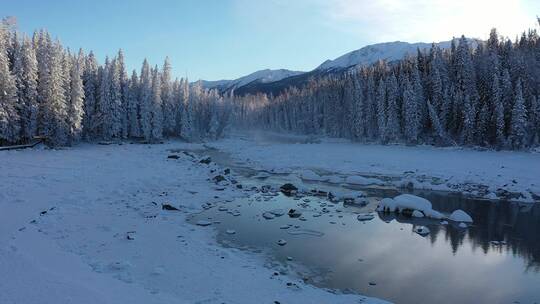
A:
212,132,540,203
345,175,384,186
297,169,329,182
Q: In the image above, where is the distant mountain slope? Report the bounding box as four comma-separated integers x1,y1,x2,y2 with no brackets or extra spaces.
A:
200,69,305,92
207,38,480,96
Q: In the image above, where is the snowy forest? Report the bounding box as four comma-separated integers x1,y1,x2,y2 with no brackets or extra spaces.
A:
235,26,540,150
1,18,540,150
0,20,231,146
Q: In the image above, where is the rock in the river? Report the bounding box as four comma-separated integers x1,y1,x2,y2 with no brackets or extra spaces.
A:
357,213,375,221
196,220,212,226
226,229,236,235
413,226,430,236
199,157,212,164
412,210,424,218
280,183,298,196
162,203,179,211
449,209,473,223
288,209,302,218
212,175,226,183
262,212,276,220
269,209,286,217
167,154,180,159
277,239,287,246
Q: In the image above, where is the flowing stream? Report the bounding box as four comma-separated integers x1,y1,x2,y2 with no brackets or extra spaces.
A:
182,146,540,304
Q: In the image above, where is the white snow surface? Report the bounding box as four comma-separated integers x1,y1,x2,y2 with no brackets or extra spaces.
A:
211,132,540,202
0,142,388,304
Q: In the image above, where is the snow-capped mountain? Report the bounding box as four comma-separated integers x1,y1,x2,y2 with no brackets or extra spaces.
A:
316,39,479,71
201,69,305,91
207,38,480,96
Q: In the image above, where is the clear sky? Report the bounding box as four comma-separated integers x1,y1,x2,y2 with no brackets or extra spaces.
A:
4,0,540,81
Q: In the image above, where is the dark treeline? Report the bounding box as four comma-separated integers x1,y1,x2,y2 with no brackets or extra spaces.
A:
0,19,231,146
236,23,540,150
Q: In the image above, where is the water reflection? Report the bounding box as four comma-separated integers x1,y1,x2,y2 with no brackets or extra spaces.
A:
192,191,540,304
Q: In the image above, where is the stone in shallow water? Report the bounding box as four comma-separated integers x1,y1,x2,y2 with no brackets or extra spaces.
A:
288,209,302,218
196,220,212,227
357,213,375,221
277,239,287,246
413,225,430,236
262,212,276,220
226,229,236,235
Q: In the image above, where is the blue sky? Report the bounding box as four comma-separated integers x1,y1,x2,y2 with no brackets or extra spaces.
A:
4,0,540,81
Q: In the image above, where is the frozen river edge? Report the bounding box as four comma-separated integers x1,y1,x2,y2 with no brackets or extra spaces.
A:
0,141,389,304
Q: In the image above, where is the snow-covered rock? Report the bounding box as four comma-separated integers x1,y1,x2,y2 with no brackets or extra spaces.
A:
262,212,276,220
376,194,444,219
449,209,473,223
196,220,212,226
412,210,424,218
413,226,430,236
277,239,287,246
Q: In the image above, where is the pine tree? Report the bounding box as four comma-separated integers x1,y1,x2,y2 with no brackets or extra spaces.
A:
462,94,476,145
161,57,175,136
67,51,84,144
13,35,38,141
376,78,386,141
0,25,20,143
42,41,69,146
385,73,400,142
139,59,152,141
427,99,448,144
403,78,419,143
127,70,140,137
510,80,528,149
116,50,129,139
181,81,197,141
491,73,506,148
98,57,112,139
82,51,99,139
150,66,163,141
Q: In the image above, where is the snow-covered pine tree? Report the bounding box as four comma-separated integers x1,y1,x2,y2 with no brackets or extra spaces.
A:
161,57,175,136
98,57,112,139
67,51,84,144
376,78,387,142
82,51,99,139
116,50,129,139
402,77,419,143
385,73,400,142
12,35,38,141
127,69,140,138
139,59,152,141
510,79,528,149
0,24,20,143
42,41,69,146
427,99,448,145
150,65,163,142
491,73,506,148
109,57,123,139
181,81,197,141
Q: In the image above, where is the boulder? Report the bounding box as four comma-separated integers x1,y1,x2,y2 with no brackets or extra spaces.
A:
280,183,298,196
